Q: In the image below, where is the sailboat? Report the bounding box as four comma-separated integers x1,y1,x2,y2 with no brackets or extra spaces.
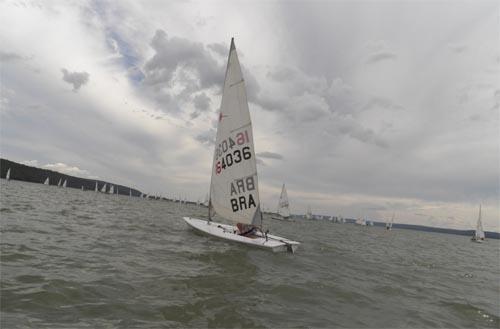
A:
386,214,394,230
471,205,485,243
109,185,114,194
95,181,98,192
101,183,107,193
57,178,62,187
183,39,299,253
62,179,67,188
129,189,132,197
355,217,367,226
5,168,11,180
305,206,312,220
44,177,49,185
272,183,291,221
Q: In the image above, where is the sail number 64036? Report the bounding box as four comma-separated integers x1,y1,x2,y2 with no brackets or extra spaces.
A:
216,146,252,174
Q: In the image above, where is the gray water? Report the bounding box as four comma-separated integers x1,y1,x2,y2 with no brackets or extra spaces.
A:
1,180,499,328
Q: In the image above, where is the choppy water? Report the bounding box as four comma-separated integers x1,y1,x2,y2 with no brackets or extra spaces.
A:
1,180,499,328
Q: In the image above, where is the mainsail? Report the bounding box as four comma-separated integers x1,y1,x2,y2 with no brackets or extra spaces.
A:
277,184,290,218
474,205,485,240
101,183,107,193
44,177,49,185
6,168,10,180
109,185,114,194
209,38,262,227
62,179,67,188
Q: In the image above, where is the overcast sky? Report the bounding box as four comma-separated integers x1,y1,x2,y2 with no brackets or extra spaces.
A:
1,0,499,231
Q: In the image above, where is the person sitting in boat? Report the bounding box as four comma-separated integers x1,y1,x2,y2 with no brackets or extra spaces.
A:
236,223,257,237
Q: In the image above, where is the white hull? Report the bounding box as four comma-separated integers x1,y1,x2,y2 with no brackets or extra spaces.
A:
183,217,299,253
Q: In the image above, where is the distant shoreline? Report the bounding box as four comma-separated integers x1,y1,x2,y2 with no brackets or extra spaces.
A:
2,157,498,239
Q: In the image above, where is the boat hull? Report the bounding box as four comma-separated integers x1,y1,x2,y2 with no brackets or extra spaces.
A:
183,217,299,253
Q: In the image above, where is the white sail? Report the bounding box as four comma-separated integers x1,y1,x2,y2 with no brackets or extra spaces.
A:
306,206,312,220
101,183,107,193
474,205,485,240
209,38,262,227
62,179,67,188
277,184,291,218
6,168,10,180
57,178,62,187
109,185,114,194
44,177,49,185
386,213,394,230
95,181,98,192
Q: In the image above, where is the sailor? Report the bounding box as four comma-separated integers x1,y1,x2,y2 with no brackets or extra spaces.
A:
237,223,257,237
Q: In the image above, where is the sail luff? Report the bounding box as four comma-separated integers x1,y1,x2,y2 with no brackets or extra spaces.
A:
209,38,261,226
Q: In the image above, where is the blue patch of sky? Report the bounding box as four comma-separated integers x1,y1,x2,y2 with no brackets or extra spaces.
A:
106,30,145,84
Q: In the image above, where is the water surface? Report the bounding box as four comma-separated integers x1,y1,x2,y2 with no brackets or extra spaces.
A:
1,180,499,328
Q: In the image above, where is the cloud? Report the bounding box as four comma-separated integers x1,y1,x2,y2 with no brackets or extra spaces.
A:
256,152,284,160
207,42,228,57
21,160,39,167
61,68,90,92
43,162,93,178
364,40,397,64
366,51,397,64
0,51,25,62
194,128,216,146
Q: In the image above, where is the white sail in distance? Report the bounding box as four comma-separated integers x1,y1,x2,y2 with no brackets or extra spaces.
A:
62,179,67,188
475,205,485,240
277,184,290,218
6,168,10,180
95,181,98,192
44,177,49,185
109,185,114,194
101,183,107,193
209,38,262,227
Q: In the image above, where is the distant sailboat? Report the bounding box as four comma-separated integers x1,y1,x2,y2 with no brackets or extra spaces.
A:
109,185,114,194
101,183,107,193
62,179,67,188
386,214,394,230
129,189,132,197
57,178,62,187
272,183,291,221
5,168,11,180
95,181,98,192
306,206,312,220
44,177,49,185
183,38,299,253
355,218,367,226
471,205,485,243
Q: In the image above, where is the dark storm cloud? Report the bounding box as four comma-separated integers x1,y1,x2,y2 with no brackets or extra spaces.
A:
61,68,90,92
256,152,284,160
